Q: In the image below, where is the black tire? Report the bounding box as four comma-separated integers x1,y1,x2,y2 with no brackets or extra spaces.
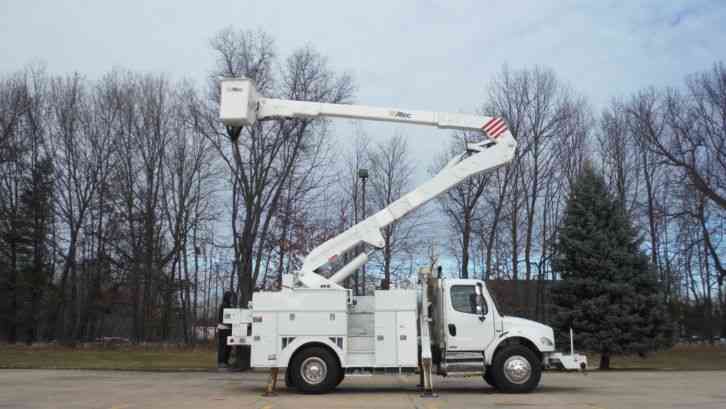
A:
336,371,345,386
290,346,341,394
491,345,541,393
483,366,498,389
284,367,295,389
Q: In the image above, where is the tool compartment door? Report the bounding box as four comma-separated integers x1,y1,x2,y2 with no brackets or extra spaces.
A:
250,312,278,367
396,310,417,366
374,311,396,366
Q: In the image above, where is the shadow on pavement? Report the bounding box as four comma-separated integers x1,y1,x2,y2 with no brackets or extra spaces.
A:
237,384,589,396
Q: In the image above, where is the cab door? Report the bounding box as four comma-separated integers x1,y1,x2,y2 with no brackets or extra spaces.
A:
445,281,496,352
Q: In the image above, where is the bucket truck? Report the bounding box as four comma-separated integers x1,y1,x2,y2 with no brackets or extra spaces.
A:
219,78,587,395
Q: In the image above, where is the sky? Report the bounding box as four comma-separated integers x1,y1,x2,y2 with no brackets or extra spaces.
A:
2,1,726,273
2,0,725,176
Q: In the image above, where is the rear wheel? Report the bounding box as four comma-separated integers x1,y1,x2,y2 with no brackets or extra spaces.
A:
290,346,340,394
285,367,295,389
336,371,345,386
491,345,541,393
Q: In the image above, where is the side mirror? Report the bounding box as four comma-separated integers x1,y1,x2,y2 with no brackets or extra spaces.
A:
475,283,487,321
475,304,485,320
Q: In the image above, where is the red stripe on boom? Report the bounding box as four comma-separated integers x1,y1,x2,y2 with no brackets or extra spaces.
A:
482,117,508,138
489,122,507,136
483,118,501,132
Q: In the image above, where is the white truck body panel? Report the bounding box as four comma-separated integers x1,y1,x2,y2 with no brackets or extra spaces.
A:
396,311,418,366
227,289,420,369
374,311,397,367
250,311,278,368
372,290,417,367
347,296,375,367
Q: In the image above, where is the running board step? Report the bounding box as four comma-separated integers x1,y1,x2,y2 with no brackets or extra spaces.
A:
445,357,485,363
444,371,487,377
443,362,485,373
445,351,484,360
442,351,485,374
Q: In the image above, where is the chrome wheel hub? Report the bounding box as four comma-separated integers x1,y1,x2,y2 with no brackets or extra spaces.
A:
503,355,532,384
300,357,327,385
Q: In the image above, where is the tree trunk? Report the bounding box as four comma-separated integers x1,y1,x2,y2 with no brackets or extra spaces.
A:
181,245,190,344
461,212,471,279
7,239,18,344
600,353,611,370
193,230,199,343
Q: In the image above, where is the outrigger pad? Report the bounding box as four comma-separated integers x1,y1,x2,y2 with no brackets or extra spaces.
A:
262,368,279,397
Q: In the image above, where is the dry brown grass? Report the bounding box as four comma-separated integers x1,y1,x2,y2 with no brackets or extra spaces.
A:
589,343,726,370
0,342,216,370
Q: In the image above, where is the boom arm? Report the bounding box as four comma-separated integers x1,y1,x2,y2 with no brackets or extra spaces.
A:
220,78,517,289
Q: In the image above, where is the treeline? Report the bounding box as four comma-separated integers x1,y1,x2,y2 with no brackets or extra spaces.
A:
0,68,222,343
0,28,356,344
0,27,724,344
435,64,726,339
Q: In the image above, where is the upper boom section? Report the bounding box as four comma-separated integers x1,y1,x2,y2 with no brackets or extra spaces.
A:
219,77,516,290
220,78,509,138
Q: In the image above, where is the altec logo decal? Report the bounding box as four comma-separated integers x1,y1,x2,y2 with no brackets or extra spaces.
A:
482,117,508,138
389,110,412,119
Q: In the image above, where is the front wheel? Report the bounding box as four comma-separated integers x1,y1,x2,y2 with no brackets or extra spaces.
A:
483,366,498,389
290,346,341,394
491,345,542,393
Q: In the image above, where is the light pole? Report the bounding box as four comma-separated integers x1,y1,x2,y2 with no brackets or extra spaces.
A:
358,168,368,295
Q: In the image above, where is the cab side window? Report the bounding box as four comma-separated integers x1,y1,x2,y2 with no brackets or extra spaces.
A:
450,285,487,315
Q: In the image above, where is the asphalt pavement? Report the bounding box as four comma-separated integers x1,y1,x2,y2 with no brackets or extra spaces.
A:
1,369,725,409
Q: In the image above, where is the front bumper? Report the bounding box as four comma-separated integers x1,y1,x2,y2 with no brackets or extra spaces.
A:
543,352,588,371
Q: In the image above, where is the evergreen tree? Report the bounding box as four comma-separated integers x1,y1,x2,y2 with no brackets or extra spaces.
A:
551,164,672,369
17,157,54,343
0,154,54,344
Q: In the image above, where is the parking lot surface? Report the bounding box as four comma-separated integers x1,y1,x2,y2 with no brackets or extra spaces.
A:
1,369,725,409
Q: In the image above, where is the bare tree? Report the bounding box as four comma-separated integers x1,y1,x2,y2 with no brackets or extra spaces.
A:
431,133,489,278
368,133,420,289
204,28,354,308
598,99,641,211
480,66,588,284
468,66,593,319
641,63,726,210
623,91,676,300
107,71,195,342
160,82,218,342
47,73,116,340
627,72,726,325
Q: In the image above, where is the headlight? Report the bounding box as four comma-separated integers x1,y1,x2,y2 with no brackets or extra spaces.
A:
540,337,554,347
